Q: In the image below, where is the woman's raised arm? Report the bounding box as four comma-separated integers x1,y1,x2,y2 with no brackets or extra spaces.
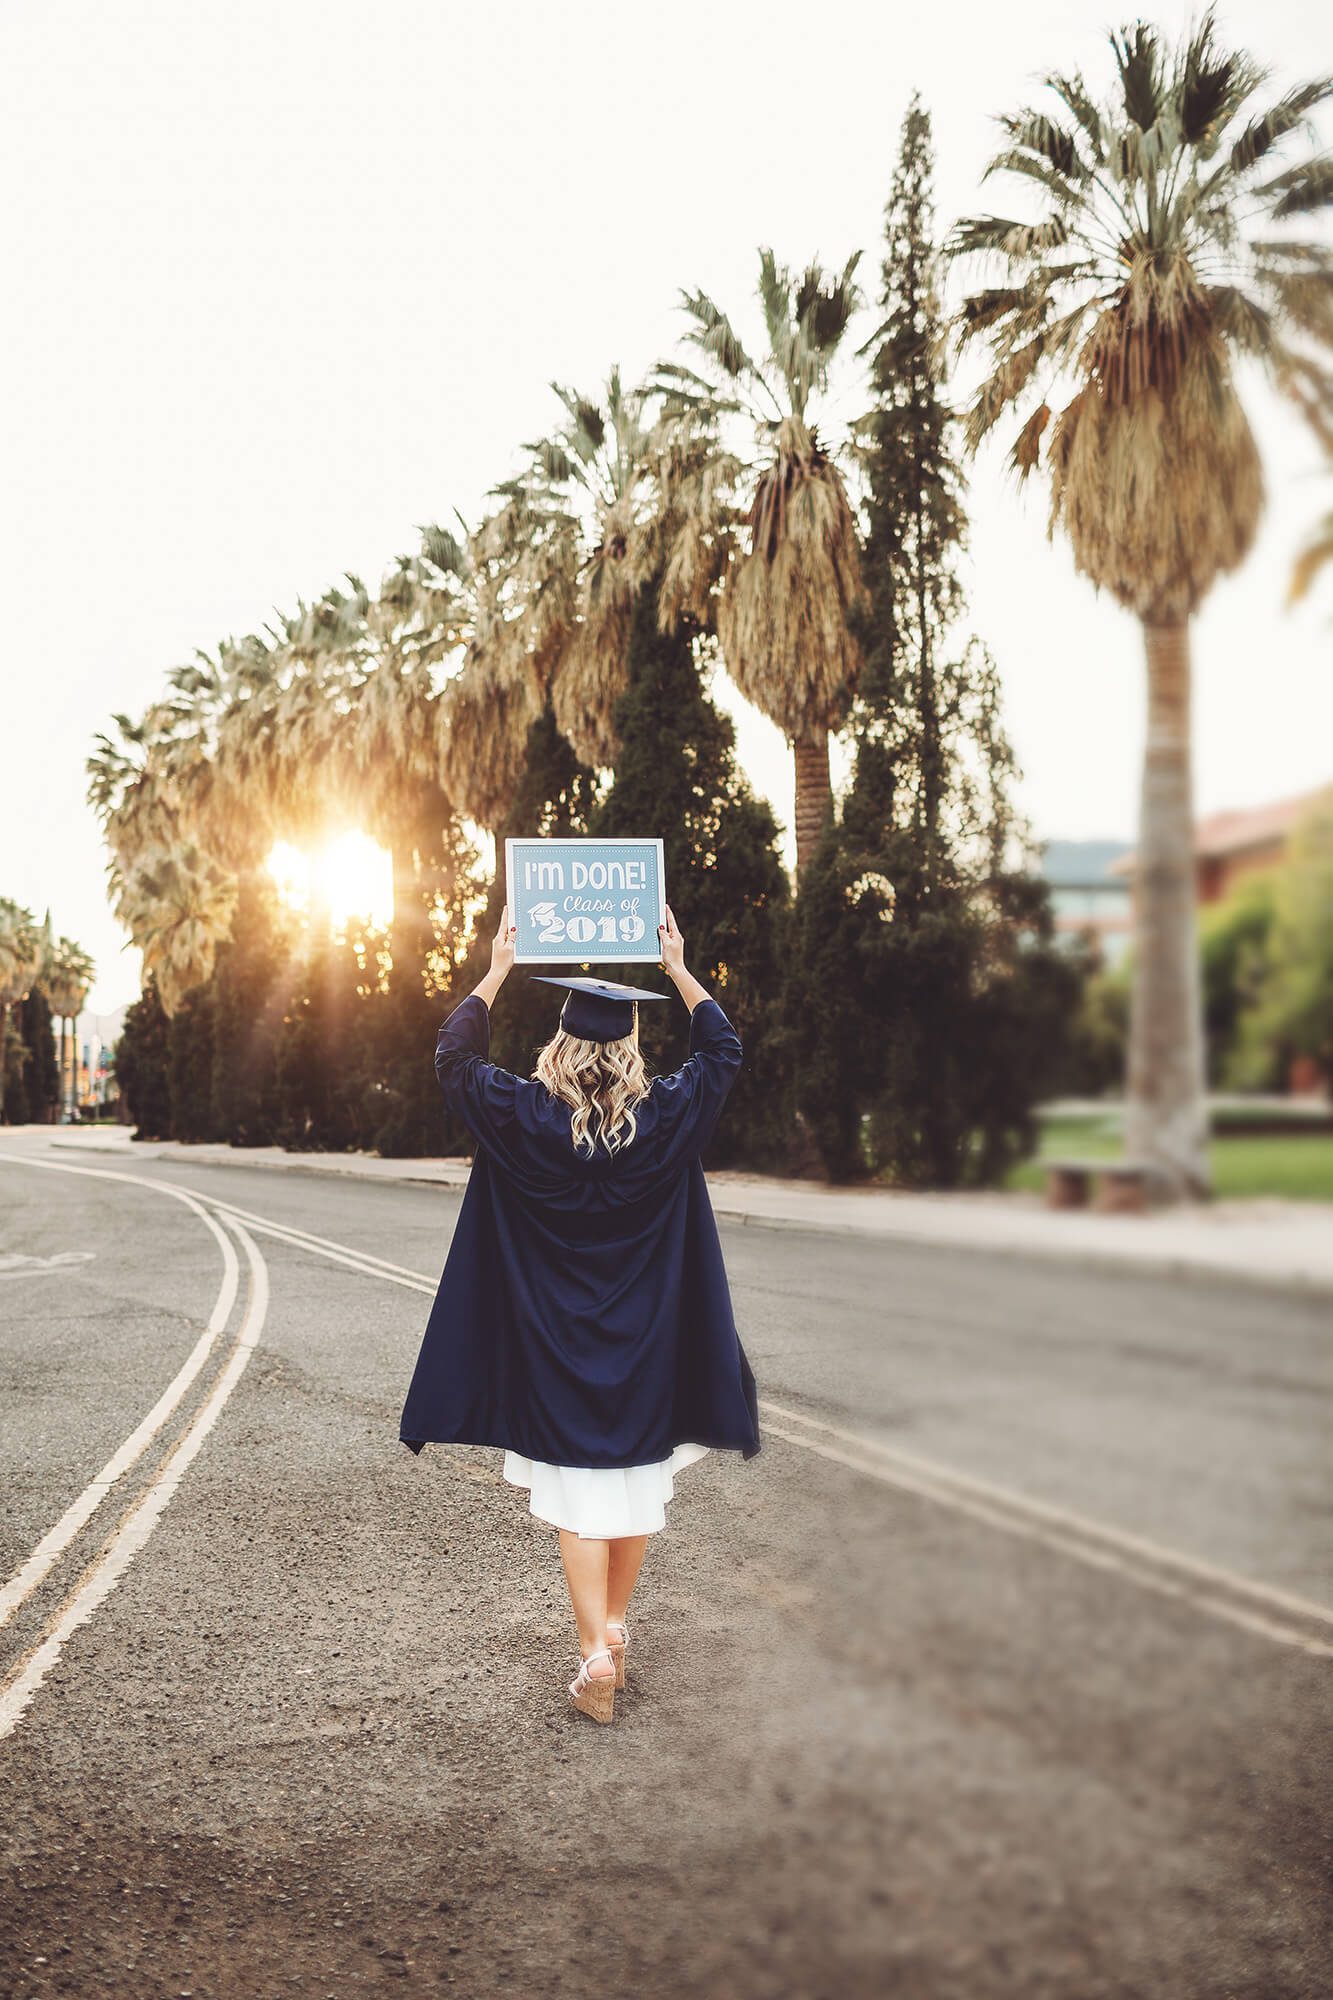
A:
472,905,517,1011
658,903,712,1015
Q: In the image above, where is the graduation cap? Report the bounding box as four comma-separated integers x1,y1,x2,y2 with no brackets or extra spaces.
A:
531,974,668,1044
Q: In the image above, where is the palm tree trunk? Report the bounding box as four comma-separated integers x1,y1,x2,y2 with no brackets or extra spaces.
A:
1125,617,1209,1200
792,732,833,881
389,834,437,984
0,999,9,1122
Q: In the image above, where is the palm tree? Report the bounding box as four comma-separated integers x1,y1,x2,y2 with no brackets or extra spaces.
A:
654,250,868,876
0,899,43,1120
433,501,578,829
514,368,664,769
1289,509,1333,605
114,847,237,1016
340,540,471,965
951,16,1332,1198
43,936,95,1119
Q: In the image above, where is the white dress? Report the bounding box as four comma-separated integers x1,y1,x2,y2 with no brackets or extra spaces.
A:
502,1442,710,1538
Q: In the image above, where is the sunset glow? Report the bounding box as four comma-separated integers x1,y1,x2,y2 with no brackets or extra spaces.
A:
268,832,394,932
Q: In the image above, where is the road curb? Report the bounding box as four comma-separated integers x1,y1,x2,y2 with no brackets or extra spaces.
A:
709,1202,1333,1302
45,1137,1333,1304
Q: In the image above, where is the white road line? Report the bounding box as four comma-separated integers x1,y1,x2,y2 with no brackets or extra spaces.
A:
195,1194,435,1284
0,1155,241,1629
208,1208,434,1293
759,1399,1333,1631
0,1216,269,1741
760,1419,1333,1661
160,1194,1333,1660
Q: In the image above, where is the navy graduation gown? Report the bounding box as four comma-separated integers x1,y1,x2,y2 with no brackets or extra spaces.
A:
399,993,760,1469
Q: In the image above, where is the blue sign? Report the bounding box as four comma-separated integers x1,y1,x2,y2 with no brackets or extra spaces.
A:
505,837,666,965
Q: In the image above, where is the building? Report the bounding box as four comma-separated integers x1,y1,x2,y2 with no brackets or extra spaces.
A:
1039,839,1134,967
67,1006,126,1114
1112,784,1333,906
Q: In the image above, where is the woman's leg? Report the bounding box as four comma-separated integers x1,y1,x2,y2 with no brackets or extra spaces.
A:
607,1534,649,1628
558,1530,615,1677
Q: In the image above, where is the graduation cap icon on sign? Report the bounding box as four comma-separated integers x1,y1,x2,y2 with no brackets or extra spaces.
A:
531,975,669,1044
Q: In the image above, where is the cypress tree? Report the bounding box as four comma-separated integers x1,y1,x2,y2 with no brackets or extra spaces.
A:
859,91,967,885
167,985,218,1141
114,978,172,1140
210,872,286,1145
591,588,790,1167
2,987,61,1124
276,931,374,1150
795,95,1073,1185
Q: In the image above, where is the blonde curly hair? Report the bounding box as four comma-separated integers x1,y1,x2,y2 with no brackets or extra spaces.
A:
533,1014,651,1156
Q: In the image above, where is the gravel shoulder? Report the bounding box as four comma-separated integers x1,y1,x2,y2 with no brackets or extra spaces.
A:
1,1138,1329,1998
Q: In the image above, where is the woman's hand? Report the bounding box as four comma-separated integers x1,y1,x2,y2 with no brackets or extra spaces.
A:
474,905,517,1010
490,904,517,978
658,903,686,978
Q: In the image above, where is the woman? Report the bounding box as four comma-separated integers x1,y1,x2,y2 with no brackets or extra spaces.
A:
399,901,760,1724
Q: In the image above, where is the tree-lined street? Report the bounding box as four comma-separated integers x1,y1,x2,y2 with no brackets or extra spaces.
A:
2,1130,1329,1998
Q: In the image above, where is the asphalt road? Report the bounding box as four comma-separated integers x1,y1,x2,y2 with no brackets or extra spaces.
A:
1,1129,1329,2000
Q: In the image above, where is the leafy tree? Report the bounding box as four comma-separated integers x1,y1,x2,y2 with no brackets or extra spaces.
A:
590,587,791,1166
951,17,1332,1195
1200,872,1278,1085
784,821,879,1177
1055,953,1131,1099
1231,792,1333,1090
114,979,172,1140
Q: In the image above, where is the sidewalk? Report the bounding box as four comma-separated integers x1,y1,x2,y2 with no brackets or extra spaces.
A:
35,1124,1333,1299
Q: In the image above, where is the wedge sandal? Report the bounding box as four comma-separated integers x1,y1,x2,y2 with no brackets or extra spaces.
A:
568,1649,616,1725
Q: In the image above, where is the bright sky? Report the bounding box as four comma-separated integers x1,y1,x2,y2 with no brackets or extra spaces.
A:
2,0,1329,1013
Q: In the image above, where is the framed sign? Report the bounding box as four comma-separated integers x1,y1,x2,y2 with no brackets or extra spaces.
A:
504,837,666,965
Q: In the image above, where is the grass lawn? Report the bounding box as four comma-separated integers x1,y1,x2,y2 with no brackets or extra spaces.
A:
1009,1113,1333,1202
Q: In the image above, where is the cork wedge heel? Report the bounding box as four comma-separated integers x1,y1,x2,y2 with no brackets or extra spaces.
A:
607,1619,629,1691
568,1649,616,1725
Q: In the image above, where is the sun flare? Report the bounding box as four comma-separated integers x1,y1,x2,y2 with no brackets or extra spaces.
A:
267,832,394,932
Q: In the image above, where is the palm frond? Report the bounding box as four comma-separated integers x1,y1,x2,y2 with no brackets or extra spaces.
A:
951,213,1072,262
1260,152,1333,216
1111,22,1165,132
756,249,791,363
550,382,607,453
1043,70,1107,161
982,146,1088,205
995,109,1089,183
1176,13,1240,145
1225,78,1332,177
1204,285,1276,358
1288,509,1333,604
678,288,757,381
1010,402,1052,475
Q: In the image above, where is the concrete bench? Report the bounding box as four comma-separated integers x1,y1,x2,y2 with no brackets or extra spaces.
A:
1043,1158,1155,1214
